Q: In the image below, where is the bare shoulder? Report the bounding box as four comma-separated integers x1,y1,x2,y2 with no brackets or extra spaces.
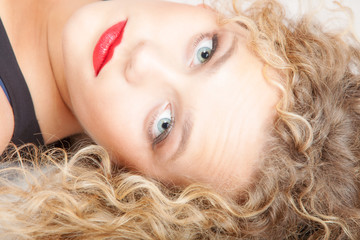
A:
0,88,14,155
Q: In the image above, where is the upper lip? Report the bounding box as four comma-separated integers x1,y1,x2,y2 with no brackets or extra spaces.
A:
93,20,128,76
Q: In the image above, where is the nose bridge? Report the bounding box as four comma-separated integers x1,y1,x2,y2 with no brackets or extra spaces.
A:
125,41,178,87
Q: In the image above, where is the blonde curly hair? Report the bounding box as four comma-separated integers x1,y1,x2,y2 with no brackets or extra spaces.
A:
0,144,242,239
226,0,360,238
1,0,360,239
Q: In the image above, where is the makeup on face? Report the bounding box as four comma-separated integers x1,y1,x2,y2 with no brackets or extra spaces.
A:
93,20,128,76
64,0,274,189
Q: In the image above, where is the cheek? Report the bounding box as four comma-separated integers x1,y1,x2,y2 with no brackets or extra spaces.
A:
79,100,135,146
77,97,153,170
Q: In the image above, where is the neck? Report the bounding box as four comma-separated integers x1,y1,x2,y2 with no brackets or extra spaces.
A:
0,0,97,143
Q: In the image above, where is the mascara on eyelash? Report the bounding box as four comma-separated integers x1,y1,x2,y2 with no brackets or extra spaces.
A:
190,34,219,67
152,115,175,149
193,33,207,47
148,103,175,149
193,32,216,48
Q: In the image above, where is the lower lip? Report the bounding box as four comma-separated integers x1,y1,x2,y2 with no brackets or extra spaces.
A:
93,20,128,76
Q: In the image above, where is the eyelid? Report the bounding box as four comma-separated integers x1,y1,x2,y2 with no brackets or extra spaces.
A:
192,33,211,48
147,102,175,149
188,32,219,68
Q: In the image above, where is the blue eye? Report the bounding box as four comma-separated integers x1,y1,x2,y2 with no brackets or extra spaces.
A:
151,103,174,146
157,117,172,134
192,34,218,66
197,46,213,64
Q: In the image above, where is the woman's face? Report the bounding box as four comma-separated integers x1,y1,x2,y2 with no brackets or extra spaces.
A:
62,0,278,192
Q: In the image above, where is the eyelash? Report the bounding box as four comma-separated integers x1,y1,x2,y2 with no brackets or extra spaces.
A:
148,104,175,149
147,33,219,149
191,33,219,67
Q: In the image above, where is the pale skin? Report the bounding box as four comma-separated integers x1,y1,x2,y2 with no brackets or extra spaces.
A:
0,0,278,193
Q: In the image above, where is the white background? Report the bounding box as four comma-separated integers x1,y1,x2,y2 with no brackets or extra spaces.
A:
167,0,360,37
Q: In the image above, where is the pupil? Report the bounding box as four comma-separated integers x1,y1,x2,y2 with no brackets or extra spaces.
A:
201,51,210,59
162,121,170,129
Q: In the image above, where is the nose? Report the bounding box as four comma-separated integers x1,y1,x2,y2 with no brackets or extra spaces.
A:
125,42,157,84
124,41,176,86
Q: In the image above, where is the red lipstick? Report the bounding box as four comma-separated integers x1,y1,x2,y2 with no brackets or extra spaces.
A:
93,20,127,76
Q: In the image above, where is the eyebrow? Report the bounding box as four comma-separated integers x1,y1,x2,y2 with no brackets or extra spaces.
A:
167,112,194,162
209,35,238,72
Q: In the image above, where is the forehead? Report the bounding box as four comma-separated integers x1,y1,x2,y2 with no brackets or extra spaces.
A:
167,33,278,188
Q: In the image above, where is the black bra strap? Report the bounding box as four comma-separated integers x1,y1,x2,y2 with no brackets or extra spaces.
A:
0,18,44,146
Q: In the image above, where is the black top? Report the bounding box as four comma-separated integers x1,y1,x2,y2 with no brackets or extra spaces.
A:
0,18,44,146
